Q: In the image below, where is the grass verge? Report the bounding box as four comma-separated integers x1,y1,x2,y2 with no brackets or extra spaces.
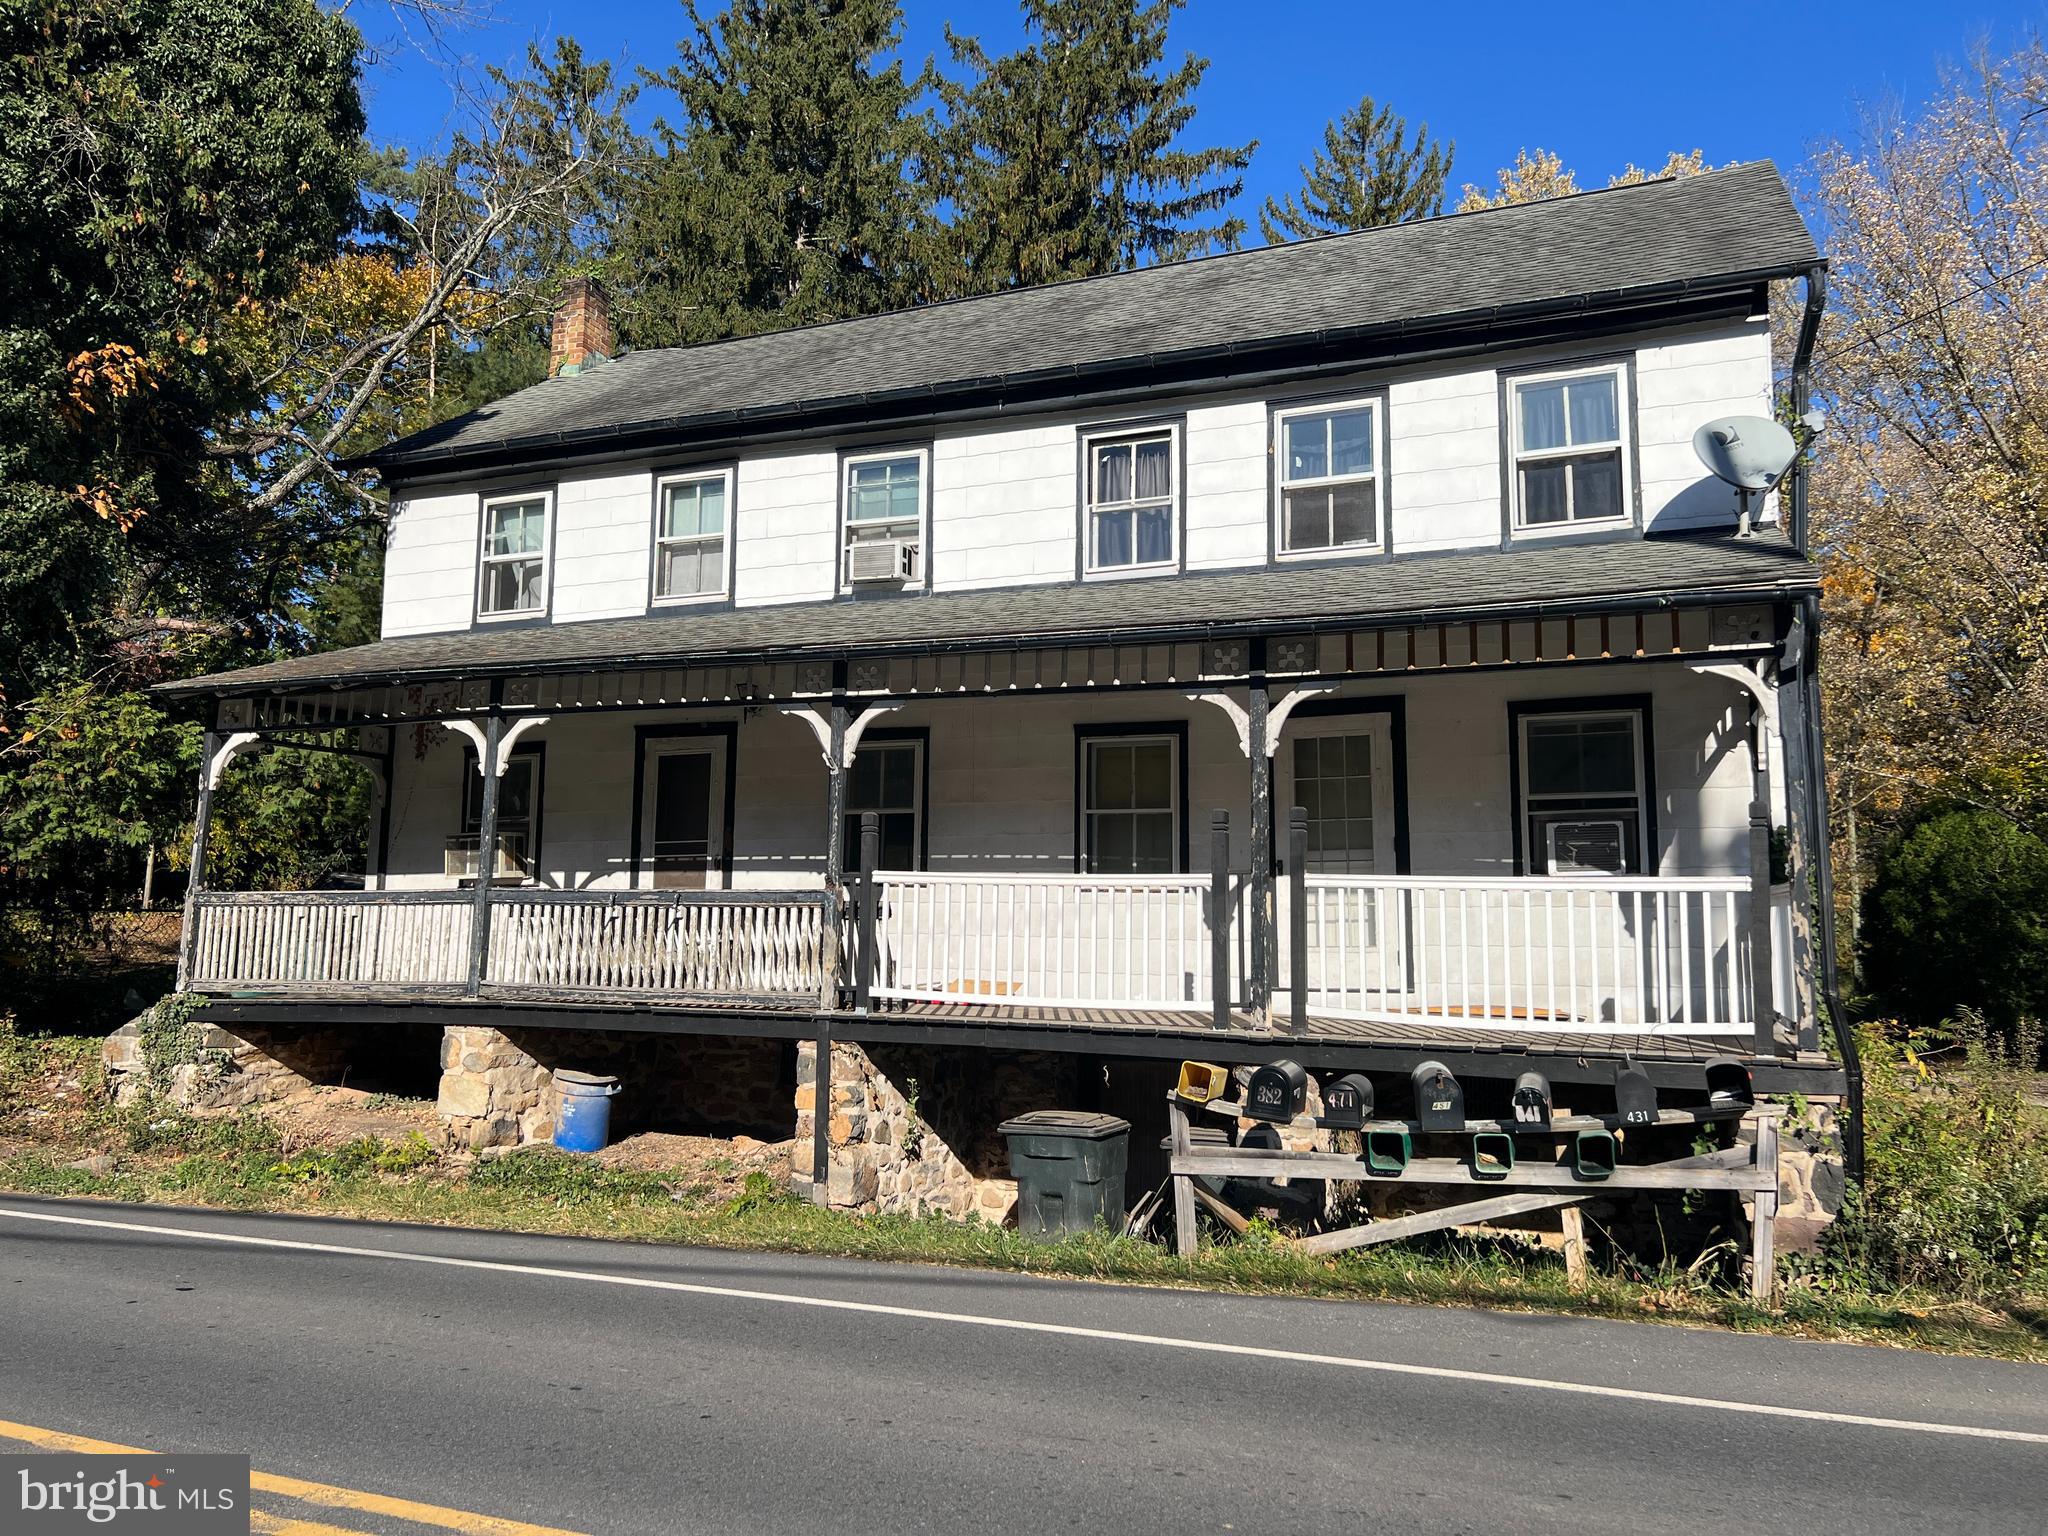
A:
2,1020,2043,1363
1,1136,2043,1363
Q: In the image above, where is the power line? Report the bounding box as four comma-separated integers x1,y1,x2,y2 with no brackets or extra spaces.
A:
1814,249,2048,367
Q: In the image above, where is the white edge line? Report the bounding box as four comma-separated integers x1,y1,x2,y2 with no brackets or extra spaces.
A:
3,1205,2043,1447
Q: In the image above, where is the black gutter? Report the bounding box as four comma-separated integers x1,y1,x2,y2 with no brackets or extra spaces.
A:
1788,265,1828,555
357,276,1796,481
154,572,1819,701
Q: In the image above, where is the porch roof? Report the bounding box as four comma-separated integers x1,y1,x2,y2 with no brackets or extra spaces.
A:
158,531,1816,700
364,162,1817,476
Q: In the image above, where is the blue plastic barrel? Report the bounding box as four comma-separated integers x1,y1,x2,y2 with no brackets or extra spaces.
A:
552,1070,621,1153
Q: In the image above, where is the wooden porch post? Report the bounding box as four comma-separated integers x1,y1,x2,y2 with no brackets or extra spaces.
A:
175,730,219,993
854,811,880,1013
1246,669,1273,1014
1288,806,1309,1033
824,702,850,887
1748,700,1777,1058
466,713,503,999
1209,811,1231,1029
372,729,396,894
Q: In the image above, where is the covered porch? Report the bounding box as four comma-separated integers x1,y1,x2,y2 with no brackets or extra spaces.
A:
173,587,1816,1065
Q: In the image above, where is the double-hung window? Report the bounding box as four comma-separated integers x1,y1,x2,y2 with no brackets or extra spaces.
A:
842,736,923,871
1516,708,1650,876
1085,426,1177,574
653,470,730,603
455,746,541,883
1510,365,1630,531
1277,400,1381,555
842,449,926,587
478,492,550,620
1081,735,1178,873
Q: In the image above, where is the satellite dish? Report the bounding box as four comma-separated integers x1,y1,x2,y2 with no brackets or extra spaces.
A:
1693,416,1798,491
1693,415,1800,537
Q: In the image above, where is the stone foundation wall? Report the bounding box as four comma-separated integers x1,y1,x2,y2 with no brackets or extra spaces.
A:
1749,1093,1846,1253
103,1017,352,1110
436,1026,795,1151
796,1041,1076,1220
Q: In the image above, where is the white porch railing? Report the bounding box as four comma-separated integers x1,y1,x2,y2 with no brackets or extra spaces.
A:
1277,875,1755,1035
186,891,474,992
484,889,839,1007
867,871,1246,1011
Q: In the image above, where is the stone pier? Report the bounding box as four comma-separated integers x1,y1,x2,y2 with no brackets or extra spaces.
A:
795,1041,1077,1220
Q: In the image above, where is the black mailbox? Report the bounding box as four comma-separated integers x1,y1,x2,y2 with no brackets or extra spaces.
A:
1410,1060,1465,1132
1615,1059,1657,1127
1704,1055,1754,1108
1511,1070,1553,1132
1321,1073,1374,1129
1244,1059,1309,1123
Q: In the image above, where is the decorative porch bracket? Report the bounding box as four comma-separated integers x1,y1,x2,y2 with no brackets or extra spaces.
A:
777,701,904,891
205,732,262,790
1692,660,1782,1058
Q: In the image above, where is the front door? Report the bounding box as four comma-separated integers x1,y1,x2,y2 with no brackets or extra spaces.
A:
640,738,727,890
1281,712,1400,1014
1283,714,1396,876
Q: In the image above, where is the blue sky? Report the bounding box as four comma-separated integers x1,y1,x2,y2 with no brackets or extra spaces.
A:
355,0,2043,225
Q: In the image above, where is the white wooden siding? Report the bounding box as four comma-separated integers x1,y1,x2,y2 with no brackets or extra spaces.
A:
733,448,838,607
380,488,479,636
376,319,1775,638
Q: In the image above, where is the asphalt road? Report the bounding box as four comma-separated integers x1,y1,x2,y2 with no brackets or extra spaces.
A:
0,1196,2043,1535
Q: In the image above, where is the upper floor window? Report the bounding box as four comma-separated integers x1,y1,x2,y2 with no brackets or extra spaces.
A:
1509,365,1630,531
478,491,550,620
843,448,926,588
1276,400,1380,556
653,470,731,604
1085,424,1177,575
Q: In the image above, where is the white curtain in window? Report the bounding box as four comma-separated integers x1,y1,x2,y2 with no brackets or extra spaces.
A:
1096,443,1132,503
1519,381,1568,451
1133,437,1171,500
1567,375,1619,444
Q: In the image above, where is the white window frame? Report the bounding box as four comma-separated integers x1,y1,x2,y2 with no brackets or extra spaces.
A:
1516,708,1650,877
1080,733,1181,874
1082,422,1180,578
840,446,929,591
651,468,734,607
1507,362,1633,536
476,489,552,623
1273,398,1383,559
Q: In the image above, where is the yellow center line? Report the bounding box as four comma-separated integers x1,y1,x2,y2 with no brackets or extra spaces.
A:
0,1418,592,1536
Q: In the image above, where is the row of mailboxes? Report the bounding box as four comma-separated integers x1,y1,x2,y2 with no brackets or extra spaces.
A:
1222,1055,1752,1135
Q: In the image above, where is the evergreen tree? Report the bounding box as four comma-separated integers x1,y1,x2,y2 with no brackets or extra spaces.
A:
928,0,1255,295
1258,95,1452,242
616,0,931,345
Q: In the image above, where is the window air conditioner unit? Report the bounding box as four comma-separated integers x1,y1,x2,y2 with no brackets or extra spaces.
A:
443,832,528,881
847,539,915,584
1545,820,1628,878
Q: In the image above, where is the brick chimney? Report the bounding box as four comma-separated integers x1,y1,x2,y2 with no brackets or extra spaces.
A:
548,276,613,377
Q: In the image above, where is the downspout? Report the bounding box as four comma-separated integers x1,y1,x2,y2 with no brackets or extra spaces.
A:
1787,263,1863,1179
1788,265,1827,556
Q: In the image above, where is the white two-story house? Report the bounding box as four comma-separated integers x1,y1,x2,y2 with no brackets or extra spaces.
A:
158,163,1849,1215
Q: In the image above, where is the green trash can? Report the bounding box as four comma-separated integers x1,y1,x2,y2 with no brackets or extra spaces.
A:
999,1110,1130,1239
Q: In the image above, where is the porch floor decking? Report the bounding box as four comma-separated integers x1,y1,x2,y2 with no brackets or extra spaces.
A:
862,998,1748,1063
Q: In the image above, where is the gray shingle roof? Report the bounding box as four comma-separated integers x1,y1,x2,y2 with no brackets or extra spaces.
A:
370,162,1817,473
160,533,1817,698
